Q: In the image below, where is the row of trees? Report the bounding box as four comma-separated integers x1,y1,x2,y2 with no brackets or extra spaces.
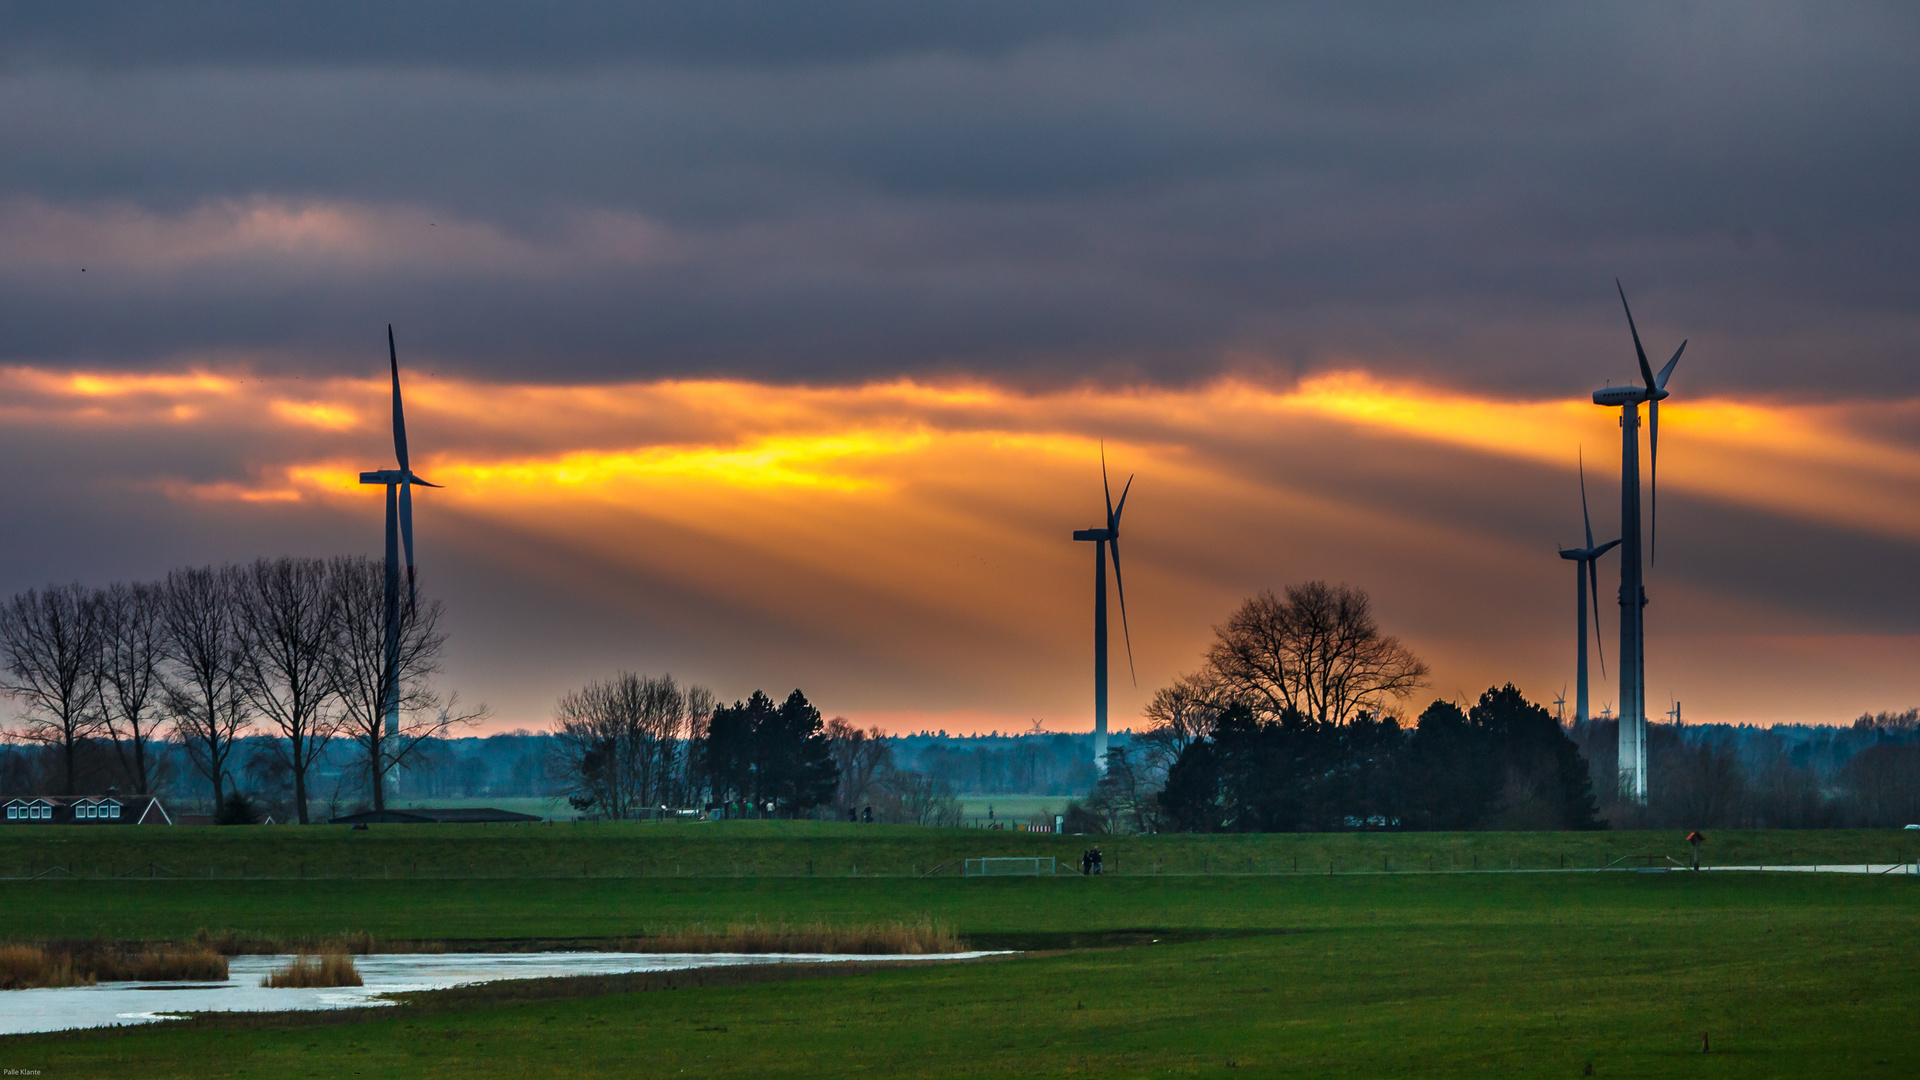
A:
548,674,842,818
1571,718,1920,829
825,720,964,826
894,734,1098,796
1083,580,1920,833
547,673,963,823
0,558,475,821
1139,686,1601,833
1071,582,1599,832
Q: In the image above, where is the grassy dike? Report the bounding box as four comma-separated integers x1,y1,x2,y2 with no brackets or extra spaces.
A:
3,820,1915,882
5,871,1916,1078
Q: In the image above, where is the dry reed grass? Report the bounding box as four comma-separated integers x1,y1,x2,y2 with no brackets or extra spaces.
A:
262,953,364,988
632,919,963,955
194,927,375,955
0,942,227,988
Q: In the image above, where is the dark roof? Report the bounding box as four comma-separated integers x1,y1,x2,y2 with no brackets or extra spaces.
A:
330,807,545,825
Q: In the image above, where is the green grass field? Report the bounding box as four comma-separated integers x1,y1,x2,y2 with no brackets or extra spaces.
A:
5,820,1914,884
4,825,1916,1078
956,794,1069,822
389,796,568,818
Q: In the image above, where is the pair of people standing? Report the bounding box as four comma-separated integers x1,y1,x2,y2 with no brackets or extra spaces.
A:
1080,848,1104,875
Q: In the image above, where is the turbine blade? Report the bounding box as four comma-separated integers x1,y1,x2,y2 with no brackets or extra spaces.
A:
400,480,416,612
1109,538,1136,686
1101,444,1114,523
1657,340,1685,390
1595,538,1621,556
389,325,411,473
1589,556,1607,678
1617,279,1655,389
1111,474,1133,531
1579,450,1593,550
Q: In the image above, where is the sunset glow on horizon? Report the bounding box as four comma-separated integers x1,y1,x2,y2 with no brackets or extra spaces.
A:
2,360,1917,733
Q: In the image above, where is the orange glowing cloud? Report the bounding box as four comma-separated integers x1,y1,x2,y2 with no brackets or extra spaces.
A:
9,363,1920,543
7,361,1920,731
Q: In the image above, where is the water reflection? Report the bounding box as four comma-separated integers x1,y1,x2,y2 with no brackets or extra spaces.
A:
3,951,1003,1035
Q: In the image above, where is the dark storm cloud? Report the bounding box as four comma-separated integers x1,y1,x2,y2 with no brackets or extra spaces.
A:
0,1,1156,71
0,3,1915,391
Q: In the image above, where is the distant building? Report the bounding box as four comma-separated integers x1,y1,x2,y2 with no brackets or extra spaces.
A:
2,795,172,825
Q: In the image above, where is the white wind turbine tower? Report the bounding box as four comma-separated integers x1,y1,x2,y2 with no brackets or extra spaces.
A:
357,326,439,804
1070,451,1135,773
1591,281,1685,805
1557,454,1619,726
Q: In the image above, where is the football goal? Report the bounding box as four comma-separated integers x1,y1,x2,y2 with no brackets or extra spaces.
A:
964,857,1056,877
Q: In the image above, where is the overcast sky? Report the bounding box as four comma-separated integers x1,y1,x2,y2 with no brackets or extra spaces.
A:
2,3,1916,733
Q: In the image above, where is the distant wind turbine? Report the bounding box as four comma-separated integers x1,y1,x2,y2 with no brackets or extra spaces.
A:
1591,280,1684,805
357,326,440,792
1558,453,1619,728
1070,450,1134,773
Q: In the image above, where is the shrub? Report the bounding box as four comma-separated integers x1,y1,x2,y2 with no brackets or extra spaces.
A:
263,953,363,988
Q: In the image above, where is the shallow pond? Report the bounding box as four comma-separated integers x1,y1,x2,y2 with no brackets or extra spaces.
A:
3,951,1004,1035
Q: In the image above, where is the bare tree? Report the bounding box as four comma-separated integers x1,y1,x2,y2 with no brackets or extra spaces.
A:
160,566,251,811
551,680,627,818
1083,745,1160,834
0,583,104,794
1203,581,1429,726
1136,668,1228,753
94,582,167,795
678,685,714,805
235,557,341,823
872,768,963,827
325,556,479,809
550,672,703,817
825,718,893,817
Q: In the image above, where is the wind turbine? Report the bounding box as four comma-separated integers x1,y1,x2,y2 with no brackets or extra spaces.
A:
1557,454,1619,727
357,326,439,801
1553,687,1567,725
1070,451,1134,773
1591,281,1684,805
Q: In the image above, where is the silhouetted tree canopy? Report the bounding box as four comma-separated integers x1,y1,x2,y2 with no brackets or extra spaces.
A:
698,688,839,816
1156,685,1600,832
1400,686,1603,831
1205,582,1430,726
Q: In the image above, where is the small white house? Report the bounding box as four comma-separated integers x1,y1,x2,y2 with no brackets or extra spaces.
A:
4,797,56,822
2,796,171,825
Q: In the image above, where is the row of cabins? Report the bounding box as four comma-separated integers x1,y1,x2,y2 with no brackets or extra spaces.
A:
4,796,172,825
4,798,540,825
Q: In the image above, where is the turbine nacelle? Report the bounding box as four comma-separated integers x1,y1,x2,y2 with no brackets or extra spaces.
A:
1558,538,1621,562
1072,528,1115,542
1591,385,1651,407
359,469,440,488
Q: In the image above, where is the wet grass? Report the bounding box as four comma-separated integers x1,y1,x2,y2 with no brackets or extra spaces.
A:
6,870,1914,1078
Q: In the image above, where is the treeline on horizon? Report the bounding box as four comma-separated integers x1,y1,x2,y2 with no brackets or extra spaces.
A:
545,673,966,827
0,558,476,822
8,568,1917,831
1065,581,1920,834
